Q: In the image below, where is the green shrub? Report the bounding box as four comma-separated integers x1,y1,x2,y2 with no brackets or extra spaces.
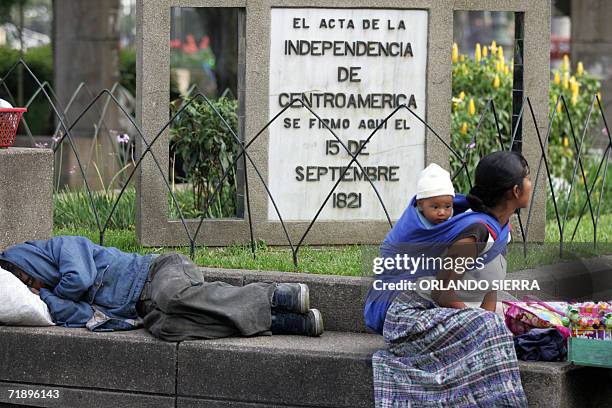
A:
545,155,612,220
451,43,607,224
119,47,137,95
0,44,54,135
548,56,602,181
170,47,215,70
451,43,601,193
53,186,209,231
54,188,136,230
169,96,239,218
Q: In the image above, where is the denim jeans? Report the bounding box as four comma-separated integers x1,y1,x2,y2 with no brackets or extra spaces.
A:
139,253,275,342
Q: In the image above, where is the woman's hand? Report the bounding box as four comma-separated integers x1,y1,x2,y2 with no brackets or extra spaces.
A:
479,290,496,312
431,236,479,309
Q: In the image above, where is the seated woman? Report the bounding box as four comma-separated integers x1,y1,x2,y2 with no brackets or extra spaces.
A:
365,151,531,407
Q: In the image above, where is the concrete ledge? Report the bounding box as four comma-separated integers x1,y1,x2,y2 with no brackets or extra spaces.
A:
0,382,174,408
1,265,611,407
177,332,380,408
0,326,177,395
0,326,610,407
177,398,303,407
519,361,612,407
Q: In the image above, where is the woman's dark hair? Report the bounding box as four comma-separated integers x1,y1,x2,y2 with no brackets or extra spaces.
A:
467,151,529,212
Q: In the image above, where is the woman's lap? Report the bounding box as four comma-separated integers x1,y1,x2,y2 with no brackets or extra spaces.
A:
373,291,527,407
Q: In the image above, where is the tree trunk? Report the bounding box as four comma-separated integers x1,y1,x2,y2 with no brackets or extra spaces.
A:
53,0,121,189
195,8,238,97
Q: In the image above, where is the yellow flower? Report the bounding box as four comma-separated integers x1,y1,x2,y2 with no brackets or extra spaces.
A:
461,122,468,135
460,54,465,62
578,171,588,185
468,98,476,116
571,80,580,97
452,97,462,109
452,43,459,64
475,43,481,63
498,46,504,61
493,74,500,88
597,92,602,101
571,94,578,105
491,40,497,55
562,54,570,72
482,46,488,58
563,72,570,89
577,61,584,76
504,65,510,76
556,102,562,113
459,91,465,100
553,71,560,85
495,61,501,72
563,136,569,148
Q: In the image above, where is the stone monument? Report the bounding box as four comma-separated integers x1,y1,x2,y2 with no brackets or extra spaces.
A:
136,0,550,246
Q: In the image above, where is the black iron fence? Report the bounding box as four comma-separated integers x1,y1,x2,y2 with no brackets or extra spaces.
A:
1,60,611,268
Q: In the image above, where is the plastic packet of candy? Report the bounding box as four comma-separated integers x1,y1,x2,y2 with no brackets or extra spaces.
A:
565,302,612,341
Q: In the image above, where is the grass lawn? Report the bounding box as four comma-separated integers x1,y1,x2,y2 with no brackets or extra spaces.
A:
54,228,366,277
55,213,612,277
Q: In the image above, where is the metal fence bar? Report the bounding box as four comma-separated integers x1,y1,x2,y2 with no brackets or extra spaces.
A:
524,94,558,247
2,60,106,237
2,61,611,269
560,95,596,243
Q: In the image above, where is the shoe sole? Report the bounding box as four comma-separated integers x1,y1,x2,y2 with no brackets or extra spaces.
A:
309,308,324,336
297,283,309,314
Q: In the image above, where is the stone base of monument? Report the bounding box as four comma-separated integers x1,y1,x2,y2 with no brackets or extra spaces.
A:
0,147,53,251
1,264,611,407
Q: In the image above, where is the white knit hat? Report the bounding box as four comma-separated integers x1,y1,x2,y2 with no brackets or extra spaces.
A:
416,163,455,199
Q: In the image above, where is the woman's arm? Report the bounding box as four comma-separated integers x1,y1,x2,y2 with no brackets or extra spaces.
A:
431,236,479,309
480,290,497,312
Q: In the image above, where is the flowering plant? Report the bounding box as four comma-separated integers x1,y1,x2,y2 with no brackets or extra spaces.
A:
451,42,601,194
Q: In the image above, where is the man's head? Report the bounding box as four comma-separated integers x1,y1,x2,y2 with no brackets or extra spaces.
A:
0,260,46,291
416,163,455,224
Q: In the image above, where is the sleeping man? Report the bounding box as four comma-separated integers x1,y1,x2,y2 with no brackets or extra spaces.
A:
0,235,324,341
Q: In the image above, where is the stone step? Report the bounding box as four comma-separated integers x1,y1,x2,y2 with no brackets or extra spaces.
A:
178,331,380,407
1,326,611,407
2,260,611,407
0,326,177,408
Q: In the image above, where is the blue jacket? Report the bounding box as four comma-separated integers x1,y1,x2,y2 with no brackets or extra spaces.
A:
364,194,510,334
0,236,153,331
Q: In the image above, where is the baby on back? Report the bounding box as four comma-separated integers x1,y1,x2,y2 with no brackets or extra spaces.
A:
415,163,455,228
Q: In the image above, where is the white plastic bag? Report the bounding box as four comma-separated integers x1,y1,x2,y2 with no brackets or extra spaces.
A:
0,266,54,326
0,98,13,109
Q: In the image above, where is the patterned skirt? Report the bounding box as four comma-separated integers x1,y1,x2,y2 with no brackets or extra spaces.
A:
372,291,527,407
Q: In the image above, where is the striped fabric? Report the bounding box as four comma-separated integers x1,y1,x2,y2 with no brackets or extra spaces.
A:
373,291,527,407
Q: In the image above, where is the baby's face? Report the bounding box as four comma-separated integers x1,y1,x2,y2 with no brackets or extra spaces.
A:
418,195,454,224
